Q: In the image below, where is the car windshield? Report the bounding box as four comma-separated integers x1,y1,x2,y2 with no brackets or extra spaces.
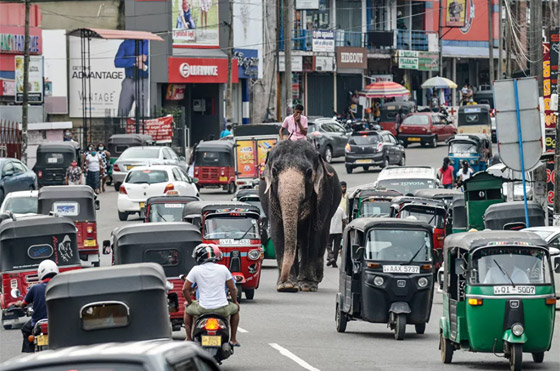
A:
350,135,380,145
194,151,231,167
525,230,554,240
39,152,73,166
366,229,432,262
2,197,37,214
204,216,260,239
148,202,186,222
377,179,436,195
459,112,490,125
119,147,160,159
472,247,552,285
126,170,168,184
449,142,477,154
403,115,429,125
400,206,445,229
360,200,391,217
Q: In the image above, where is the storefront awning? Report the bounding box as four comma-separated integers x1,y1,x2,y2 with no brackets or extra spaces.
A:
68,28,163,41
173,48,228,59
442,45,499,59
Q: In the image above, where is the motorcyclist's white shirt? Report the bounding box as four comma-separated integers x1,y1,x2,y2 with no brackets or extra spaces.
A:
187,263,232,309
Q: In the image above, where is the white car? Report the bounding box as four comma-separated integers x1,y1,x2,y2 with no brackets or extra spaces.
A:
0,190,38,217
373,166,440,195
523,227,560,302
117,165,198,221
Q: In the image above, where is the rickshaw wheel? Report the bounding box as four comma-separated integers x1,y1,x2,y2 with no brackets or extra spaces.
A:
440,332,454,364
244,289,255,300
335,303,347,333
394,313,406,340
2,323,11,330
414,323,426,335
118,211,128,221
531,352,544,363
509,343,522,371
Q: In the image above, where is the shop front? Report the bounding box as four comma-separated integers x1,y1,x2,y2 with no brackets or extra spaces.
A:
335,47,367,115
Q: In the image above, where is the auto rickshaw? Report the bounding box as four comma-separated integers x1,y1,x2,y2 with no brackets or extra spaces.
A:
183,201,263,300
450,196,467,234
464,172,505,231
448,134,492,173
484,201,545,230
33,142,80,187
107,134,154,185
457,104,492,136
0,215,81,330
336,218,435,340
439,231,557,370
37,186,100,267
142,194,200,223
193,140,236,193
379,101,416,136
413,188,463,208
107,223,201,331
347,187,402,221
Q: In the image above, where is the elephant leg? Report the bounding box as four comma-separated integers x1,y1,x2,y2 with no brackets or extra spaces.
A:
296,219,319,292
314,228,330,284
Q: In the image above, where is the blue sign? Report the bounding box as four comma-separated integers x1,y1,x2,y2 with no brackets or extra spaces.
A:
234,49,258,79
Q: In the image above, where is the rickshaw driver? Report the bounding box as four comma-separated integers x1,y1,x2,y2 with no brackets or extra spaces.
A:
483,256,530,284
12,260,59,353
182,244,240,346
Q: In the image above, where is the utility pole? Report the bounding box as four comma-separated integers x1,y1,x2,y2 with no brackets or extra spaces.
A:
438,0,444,76
282,0,293,118
225,0,234,123
488,0,495,84
498,0,503,79
21,0,30,164
530,0,544,95
505,0,511,77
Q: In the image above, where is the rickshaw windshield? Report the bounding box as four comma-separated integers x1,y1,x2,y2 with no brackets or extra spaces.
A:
365,229,432,262
360,200,391,217
148,202,186,222
449,142,477,154
2,197,37,214
471,247,552,285
400,206,445,229
37,152,74,167
195,151,231,167
458,112,490,126
376,179,436,195
204,216,260,240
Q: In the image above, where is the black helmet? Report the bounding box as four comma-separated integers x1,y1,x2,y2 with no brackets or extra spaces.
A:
192,243,220,265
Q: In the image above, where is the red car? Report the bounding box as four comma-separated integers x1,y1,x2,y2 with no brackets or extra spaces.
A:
398,113,456,148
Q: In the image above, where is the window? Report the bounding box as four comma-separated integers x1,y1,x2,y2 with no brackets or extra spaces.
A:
350,135,380,145
149,202,186,222
126,170,169,184
3,196,37,214
172,168,183,182
400,206,445,229
168,148,179,160
2,162,14,176
204,217,260,240
81,301,130,330
366,229,432,262
52,201,80,217
120,147,160,159
145,249,180,266
304,0,331,29
332,123,346,133
382,134,393,143
162,148,170,159
320,123,335,132
403,115,429,125
12,161,26,174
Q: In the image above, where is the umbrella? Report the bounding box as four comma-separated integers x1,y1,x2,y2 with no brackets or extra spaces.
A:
421,76,458,89
358,81,410,98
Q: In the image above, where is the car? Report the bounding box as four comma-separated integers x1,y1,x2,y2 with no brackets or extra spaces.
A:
523,226,560,301
344,130,405,173
0,190,38,217
373,165,440,195
398,112,456,148
112,146,187,191
117,165,198,221
0,158,37,205
307,117,350,163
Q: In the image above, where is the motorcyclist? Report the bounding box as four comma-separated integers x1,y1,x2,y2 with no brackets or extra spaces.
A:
182,244,240,346
13,260,59,352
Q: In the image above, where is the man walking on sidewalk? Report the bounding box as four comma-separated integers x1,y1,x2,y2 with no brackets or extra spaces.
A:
326,205,347,268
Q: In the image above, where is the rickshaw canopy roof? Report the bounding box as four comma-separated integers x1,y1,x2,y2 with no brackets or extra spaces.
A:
108,134,154,145
484,201,545,229
448,133,490,145
413,188,463,199
233,123,282,136
444,230,548,252
348,217,433,233
463,172,503,191
351,188,402,200
234,189,259,200
146,195,199,205
195,140,234,153
113,222,201,245
392,196,446,209
0,215,76,240
36,142,78,153
183,201,258,217
37,186,97,220
38,185,96,201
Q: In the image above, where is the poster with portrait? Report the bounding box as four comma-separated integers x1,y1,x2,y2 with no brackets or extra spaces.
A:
446,0,467,27
172,0,219,48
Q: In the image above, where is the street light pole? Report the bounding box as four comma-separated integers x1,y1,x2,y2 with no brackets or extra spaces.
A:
21,0,30,164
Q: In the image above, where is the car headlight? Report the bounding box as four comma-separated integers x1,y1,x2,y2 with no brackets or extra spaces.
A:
248,249,261,261
373,276,384,286
512,323,524,336
418,277,429,287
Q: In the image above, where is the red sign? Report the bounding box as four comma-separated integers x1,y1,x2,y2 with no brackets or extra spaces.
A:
168,57,238,83
166,84,186,100
442,0,497,42
126,115,174,143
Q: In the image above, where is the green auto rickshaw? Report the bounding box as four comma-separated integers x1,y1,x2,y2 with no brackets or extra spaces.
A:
440,231,557,371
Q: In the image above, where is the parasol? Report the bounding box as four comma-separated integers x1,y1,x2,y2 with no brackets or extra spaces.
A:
421,76,458,89
358,81,410,98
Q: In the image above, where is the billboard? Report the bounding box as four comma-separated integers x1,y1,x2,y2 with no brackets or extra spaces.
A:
446,0,466,27
69,37,150,118
233,0,263,78
15,55,43,103
172,0,219,48
126,115,173,143
443,0,497,42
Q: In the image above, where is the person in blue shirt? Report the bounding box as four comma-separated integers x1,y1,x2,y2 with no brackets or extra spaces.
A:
177,0,196,29
220,123,232,138
13,260,59,352
114,39,149,117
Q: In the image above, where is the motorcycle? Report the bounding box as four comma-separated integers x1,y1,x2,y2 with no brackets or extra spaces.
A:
193,314,234,364
28,319,49,352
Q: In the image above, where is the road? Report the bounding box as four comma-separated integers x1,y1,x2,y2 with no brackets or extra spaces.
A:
1,143,559,370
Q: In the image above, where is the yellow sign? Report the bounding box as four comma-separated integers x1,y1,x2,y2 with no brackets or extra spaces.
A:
446,0,466,27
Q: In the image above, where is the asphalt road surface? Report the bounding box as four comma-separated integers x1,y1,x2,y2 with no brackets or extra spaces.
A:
1,143,559,371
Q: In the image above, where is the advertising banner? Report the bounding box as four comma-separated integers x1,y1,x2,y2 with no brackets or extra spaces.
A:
398,50,439,71
279,55,303,72
315,56,335,72
543,43,556,130
234,49,259,79
126,115,174,143
235,140,257,179
446,0,466,27
168,57,238,83
15,55,43,103
295,0,319,9
443,0,496,42
233,0,263,79
312,30,335,52
256,139,276,170
547,161,555,205
550,28,559,97
172,0,219,48
166,84,186,100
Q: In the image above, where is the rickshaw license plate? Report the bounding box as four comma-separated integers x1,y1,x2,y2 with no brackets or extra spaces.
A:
219,176,228,181
408,137,421,142
201,335,222,347
383,265,420,273
493,286,535,295
356,159,372,164
36,335,48,346
84,239,96,247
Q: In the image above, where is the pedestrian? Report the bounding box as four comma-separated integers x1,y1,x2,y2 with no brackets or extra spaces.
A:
395,108,406,136
438,157,455,189
340,181,348,214
374,101,381,121
456,161,474,189
65,159,82,185
280,103,308,141
220,123,233,138
96,143,110,192
84,149,103,194
326,205,347,268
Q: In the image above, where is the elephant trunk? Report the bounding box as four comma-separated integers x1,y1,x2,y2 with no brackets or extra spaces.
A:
277,168,305,283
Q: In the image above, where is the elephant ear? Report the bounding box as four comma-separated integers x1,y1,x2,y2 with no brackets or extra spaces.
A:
313,155,333,195
263,160,273,195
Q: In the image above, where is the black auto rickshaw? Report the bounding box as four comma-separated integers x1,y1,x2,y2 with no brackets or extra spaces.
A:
413,188,463,209
108,223,201,331
450,196,467,234
45,263,172,349
143,194,200,223
193,140,236,193
484,201,546,230
37,185,100,266
336,218,435,340
107,134,154,184
347,187,402,221
33,142,80,187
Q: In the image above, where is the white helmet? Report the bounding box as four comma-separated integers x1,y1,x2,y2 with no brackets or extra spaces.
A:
38,259,59,280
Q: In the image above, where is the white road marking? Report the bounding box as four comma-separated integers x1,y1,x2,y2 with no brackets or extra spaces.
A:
238,327,248,333
269,343,321,371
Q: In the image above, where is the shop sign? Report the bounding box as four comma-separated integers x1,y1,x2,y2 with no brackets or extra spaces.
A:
166,84,186,100
545,129,556,153
172,0,219,48
547,160,555,205
550,28,559,98
336,47,367,70
0,26,42,54
15,55,43,103
295,0,319,9
399,57,419,70
315,56,335,72
398,50,439,71
279,55,303,72
312,30,334,53
368,75,393,83
234,49,258,79
168,57,238,83
543,43,556,131
446,0,467,27
0,79,15,97
126,115,173,143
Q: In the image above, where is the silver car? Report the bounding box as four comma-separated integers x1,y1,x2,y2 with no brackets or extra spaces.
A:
112,146,187,191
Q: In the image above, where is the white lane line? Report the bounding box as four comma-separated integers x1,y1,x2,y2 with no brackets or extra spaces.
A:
238,327,248,333
269,343,321,371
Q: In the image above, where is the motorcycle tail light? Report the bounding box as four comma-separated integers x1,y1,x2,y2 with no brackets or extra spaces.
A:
164,184,175,193
40,323,48,334
205,318,220,331
119,185,127,195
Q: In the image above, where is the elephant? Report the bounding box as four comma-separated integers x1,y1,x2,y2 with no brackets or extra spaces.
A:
259,140,342,292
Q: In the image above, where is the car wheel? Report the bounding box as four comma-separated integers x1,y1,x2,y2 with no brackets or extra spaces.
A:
118,211,128,221
509,343,522,371
380,157,389,169
430,136,438,148
399,156,406,166
324,146,333,163
402,141,408,148
346,166,353,174
532,352,544,363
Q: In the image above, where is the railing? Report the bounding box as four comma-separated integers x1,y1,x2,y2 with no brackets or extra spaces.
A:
396,29,429,51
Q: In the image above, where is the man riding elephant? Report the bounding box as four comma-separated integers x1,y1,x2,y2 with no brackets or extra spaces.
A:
259,140,342,292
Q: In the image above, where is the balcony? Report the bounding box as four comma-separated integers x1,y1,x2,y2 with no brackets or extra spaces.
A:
396,29,429,51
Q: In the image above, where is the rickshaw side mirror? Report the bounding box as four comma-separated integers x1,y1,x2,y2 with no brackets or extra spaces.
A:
352,244,364,259
102,240,112,255
454,258,466,275
95,200,100,210
554,257,560,274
